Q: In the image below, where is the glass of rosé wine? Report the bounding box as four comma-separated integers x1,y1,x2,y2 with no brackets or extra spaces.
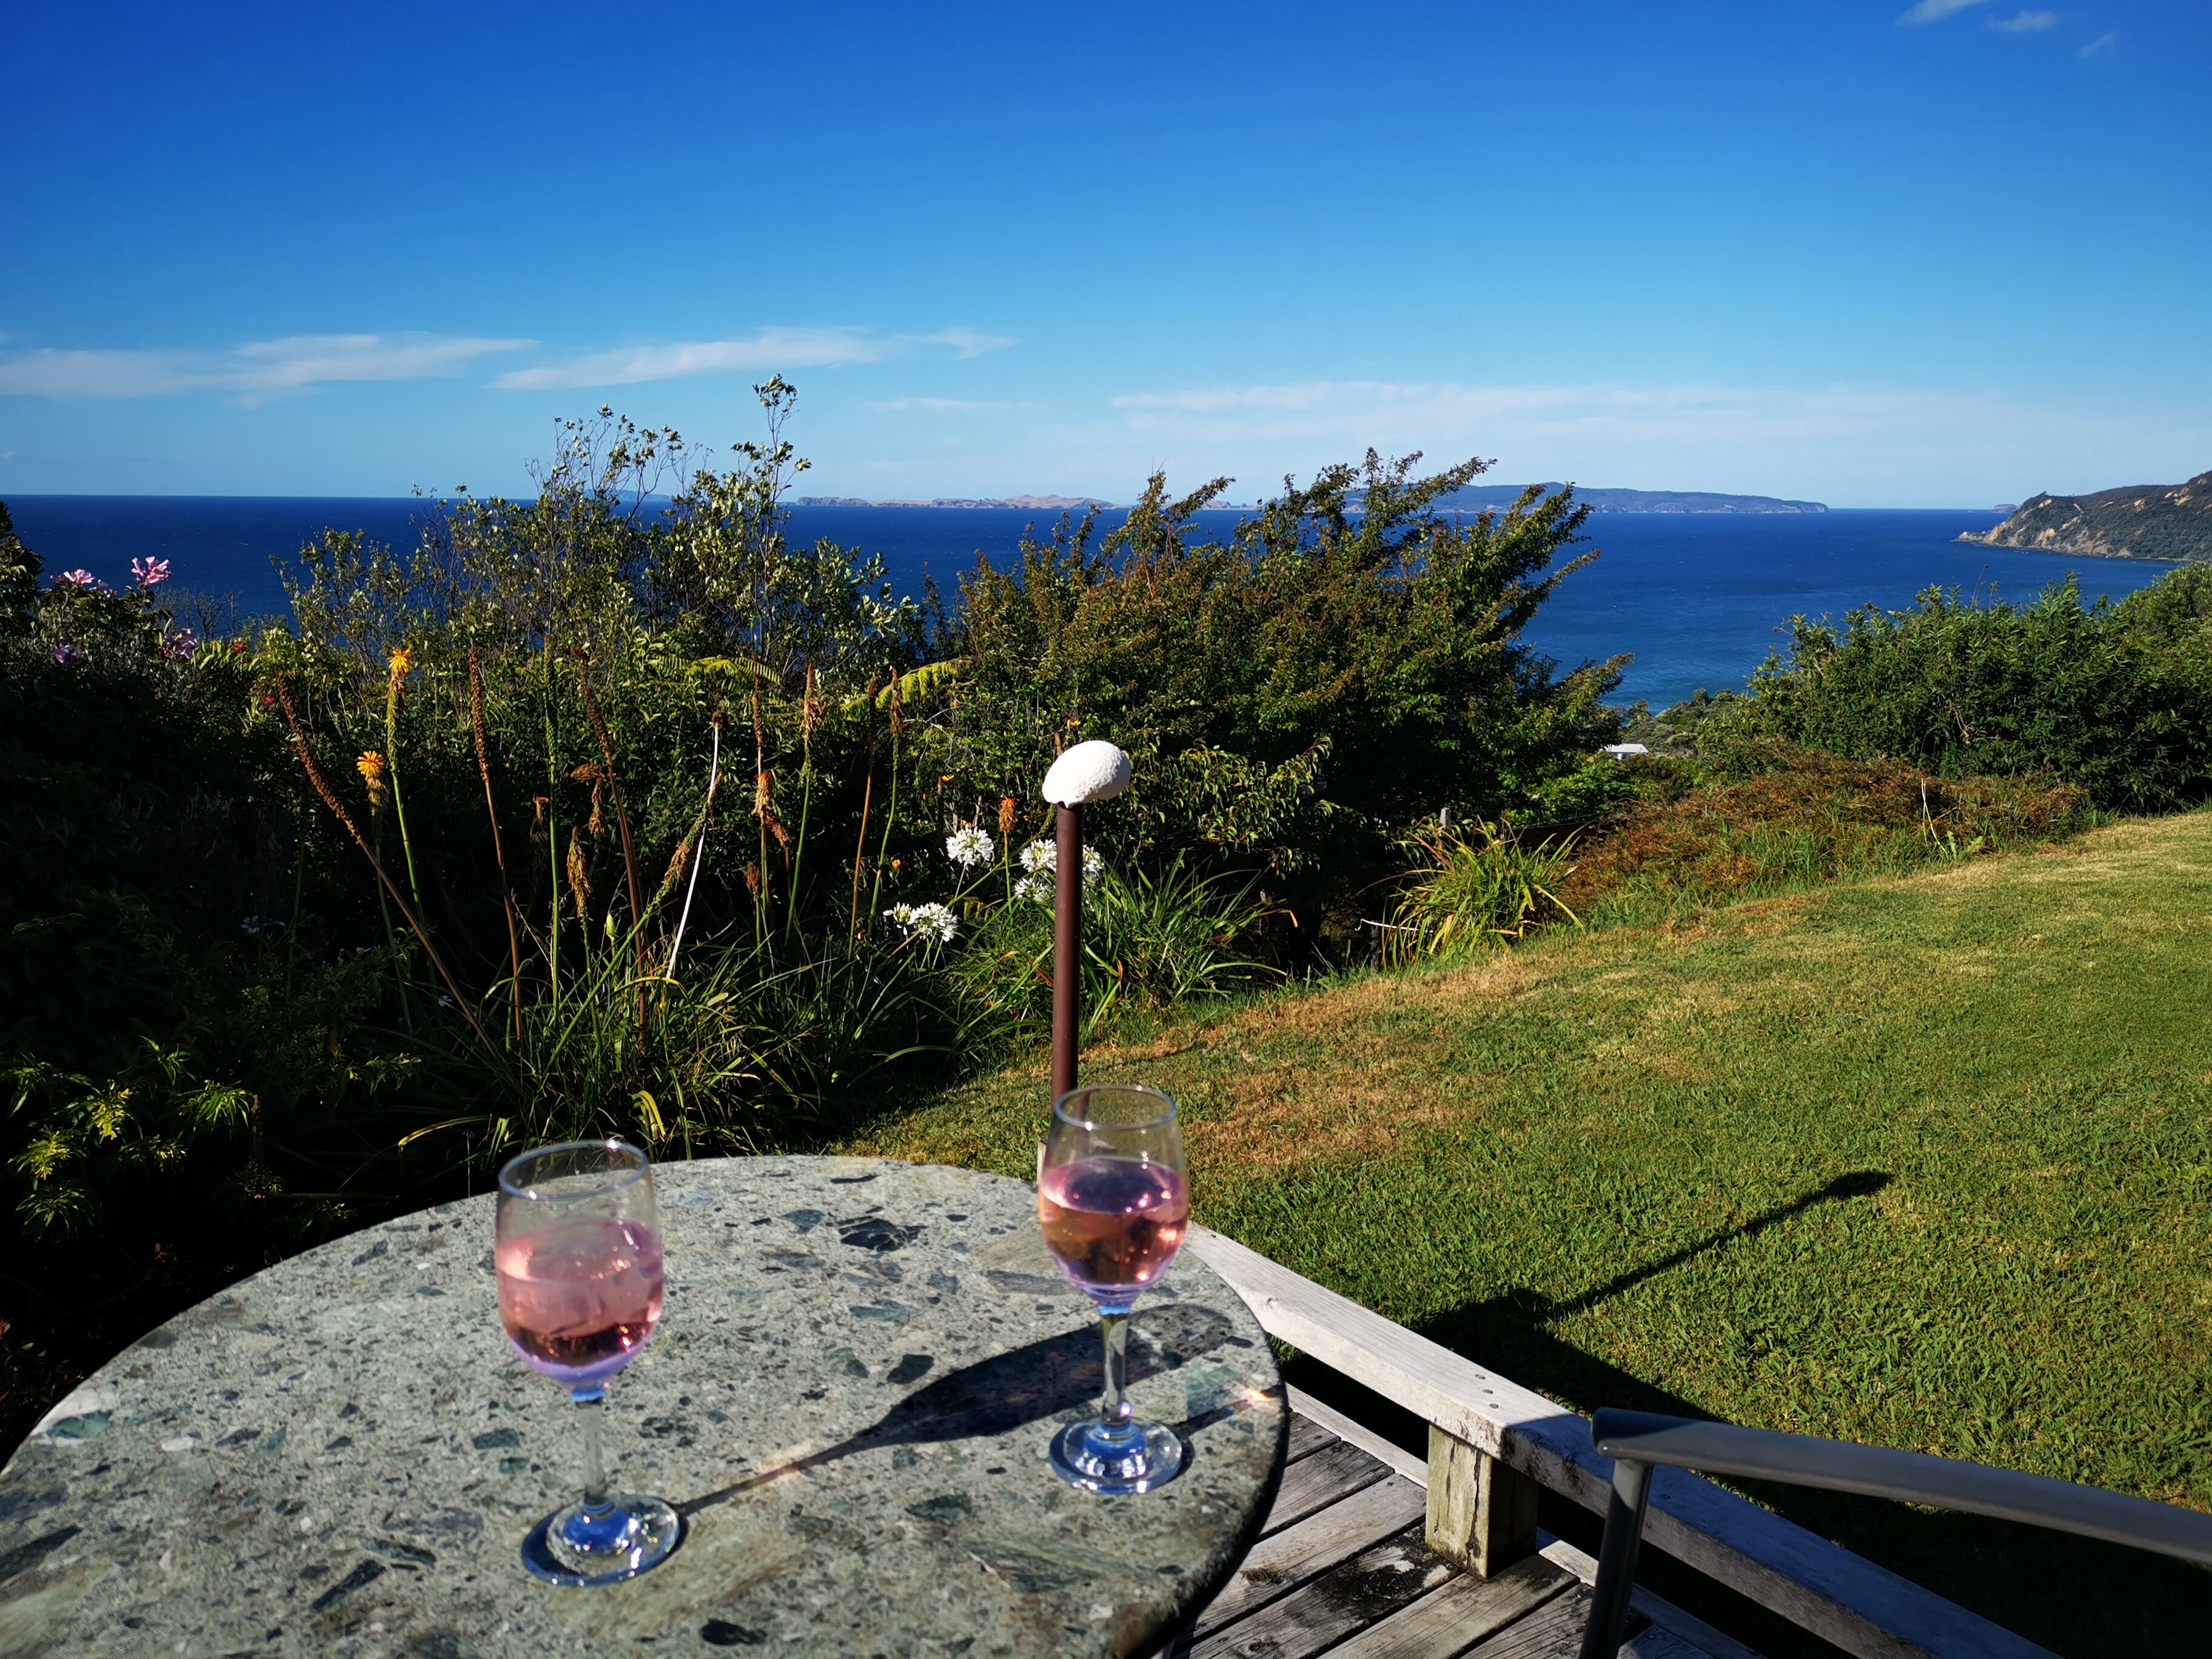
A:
1038,1084,1191,1494
496,1140,681,1585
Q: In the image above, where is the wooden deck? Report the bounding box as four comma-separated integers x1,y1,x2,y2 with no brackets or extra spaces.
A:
1173,1404,1732,1659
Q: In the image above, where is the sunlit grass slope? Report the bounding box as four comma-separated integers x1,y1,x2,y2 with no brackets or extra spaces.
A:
844,813,2212,1658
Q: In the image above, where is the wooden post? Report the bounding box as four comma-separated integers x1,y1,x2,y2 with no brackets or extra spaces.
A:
1427,1424,1538,1578
1039,740,1130,1108
1051,802,1082,1102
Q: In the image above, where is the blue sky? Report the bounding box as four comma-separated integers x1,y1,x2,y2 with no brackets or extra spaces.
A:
2,1,2206,505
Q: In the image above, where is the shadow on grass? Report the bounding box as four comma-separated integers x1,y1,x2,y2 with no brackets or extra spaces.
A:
1285,1168,2212,1659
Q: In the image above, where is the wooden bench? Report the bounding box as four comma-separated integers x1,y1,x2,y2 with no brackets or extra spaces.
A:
1183,1226,2060,1659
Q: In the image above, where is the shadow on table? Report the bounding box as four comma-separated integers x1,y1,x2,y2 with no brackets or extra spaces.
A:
678,1301,1240,1517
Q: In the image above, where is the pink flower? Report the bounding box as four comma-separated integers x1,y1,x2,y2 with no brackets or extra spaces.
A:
131,557,172,588
55,569,101,589
163,627,198,660
52,644,86,666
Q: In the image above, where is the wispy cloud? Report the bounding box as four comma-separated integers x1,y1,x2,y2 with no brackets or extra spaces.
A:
912,328,1016,358
495,327,885,391
1899,0,1989,23
0,324,1017,399
497,325,1015,391
867,396,1033,414
0,333,532,400
1989,9,2059,29
2079,29,2117,55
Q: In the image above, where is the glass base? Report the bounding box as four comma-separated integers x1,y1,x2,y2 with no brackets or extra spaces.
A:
1048,1416,1185,1495
522,1495,683,1586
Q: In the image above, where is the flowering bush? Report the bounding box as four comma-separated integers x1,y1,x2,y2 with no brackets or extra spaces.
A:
1013,837,1101,902
945,825,993,868
883,900,959,945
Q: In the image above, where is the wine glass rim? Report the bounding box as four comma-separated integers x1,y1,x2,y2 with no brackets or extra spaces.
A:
1051,1082,1178,1131
497,1138,651,1199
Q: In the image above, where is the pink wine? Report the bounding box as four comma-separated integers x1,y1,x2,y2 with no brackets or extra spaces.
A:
496,1217,665,1385
1038,1157,1189,1304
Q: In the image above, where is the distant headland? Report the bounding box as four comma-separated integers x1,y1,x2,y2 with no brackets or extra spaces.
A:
1439,484,1827,514
1959,471,2212,563
793,494,1124,511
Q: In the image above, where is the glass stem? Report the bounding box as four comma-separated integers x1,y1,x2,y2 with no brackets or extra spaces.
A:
1098,1310,1133,1435
574,1384,609,1507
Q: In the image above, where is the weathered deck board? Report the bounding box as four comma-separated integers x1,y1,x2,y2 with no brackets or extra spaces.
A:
1289,1412,1344,1464
1265,1438,1395,1535
1188,1524,1455,1659
1463,1590,1613,1658
1178,1412,1735,1659
1191,1473,1429,1638
1323,1553,1573,1659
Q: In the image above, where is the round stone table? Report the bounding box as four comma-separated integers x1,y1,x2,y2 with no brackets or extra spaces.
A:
0,1156,1286,1657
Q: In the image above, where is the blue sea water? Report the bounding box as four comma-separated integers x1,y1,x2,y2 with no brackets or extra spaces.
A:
3,496,2177,710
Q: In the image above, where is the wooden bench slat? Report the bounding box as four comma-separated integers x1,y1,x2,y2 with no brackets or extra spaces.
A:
1191,1474,1427,1638
1623,1629,1724,1659
1323,1552,1575,1659
1264,1438,1394,1536
1189,1523,1453,1659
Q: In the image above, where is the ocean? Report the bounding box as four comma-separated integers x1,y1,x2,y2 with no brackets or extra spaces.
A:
2,495,2176,710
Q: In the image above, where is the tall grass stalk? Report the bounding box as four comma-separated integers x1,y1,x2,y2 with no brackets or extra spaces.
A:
469,649,525,1044
668,713,723,977
382,651,426,921
275,677,500,1062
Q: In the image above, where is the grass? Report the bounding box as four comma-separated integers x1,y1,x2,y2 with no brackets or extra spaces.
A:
841,810,2212,1659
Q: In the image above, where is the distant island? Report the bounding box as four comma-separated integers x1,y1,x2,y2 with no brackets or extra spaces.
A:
793,494,1124,511
1959,471,2212,563
1438,484,1827,514
797,485,1825,515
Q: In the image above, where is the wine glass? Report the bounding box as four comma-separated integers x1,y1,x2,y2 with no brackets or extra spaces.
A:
495,1140,682,1585
1037,1084,1191,1494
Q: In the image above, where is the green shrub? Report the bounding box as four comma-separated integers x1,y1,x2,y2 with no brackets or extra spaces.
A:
1702,575,2212,810
947,458,1626,907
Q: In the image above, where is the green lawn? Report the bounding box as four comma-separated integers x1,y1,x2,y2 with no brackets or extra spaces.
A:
843,812,2212,1658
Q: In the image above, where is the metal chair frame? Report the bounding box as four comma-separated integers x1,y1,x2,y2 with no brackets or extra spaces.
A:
1576,1409,2212,1659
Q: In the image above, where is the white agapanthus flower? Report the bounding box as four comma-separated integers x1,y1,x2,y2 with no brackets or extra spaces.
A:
884,900,959,945
1014,840,1102,900
945,826,994,869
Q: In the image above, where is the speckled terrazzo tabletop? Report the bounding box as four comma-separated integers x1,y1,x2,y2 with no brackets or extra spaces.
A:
0,1156,1285,1658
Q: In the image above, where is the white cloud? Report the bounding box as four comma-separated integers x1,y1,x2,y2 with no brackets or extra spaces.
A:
0,323,1016,399
2079,29,2117,55
0,333,532,400
495,327,886,391
911,327,1017,359
868,396,1033,414
1899,0,1989,22
1989,9,2059,29
496,324,1015,391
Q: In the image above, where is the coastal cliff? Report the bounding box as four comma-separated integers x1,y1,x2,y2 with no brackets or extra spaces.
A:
1960,471,2212,562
